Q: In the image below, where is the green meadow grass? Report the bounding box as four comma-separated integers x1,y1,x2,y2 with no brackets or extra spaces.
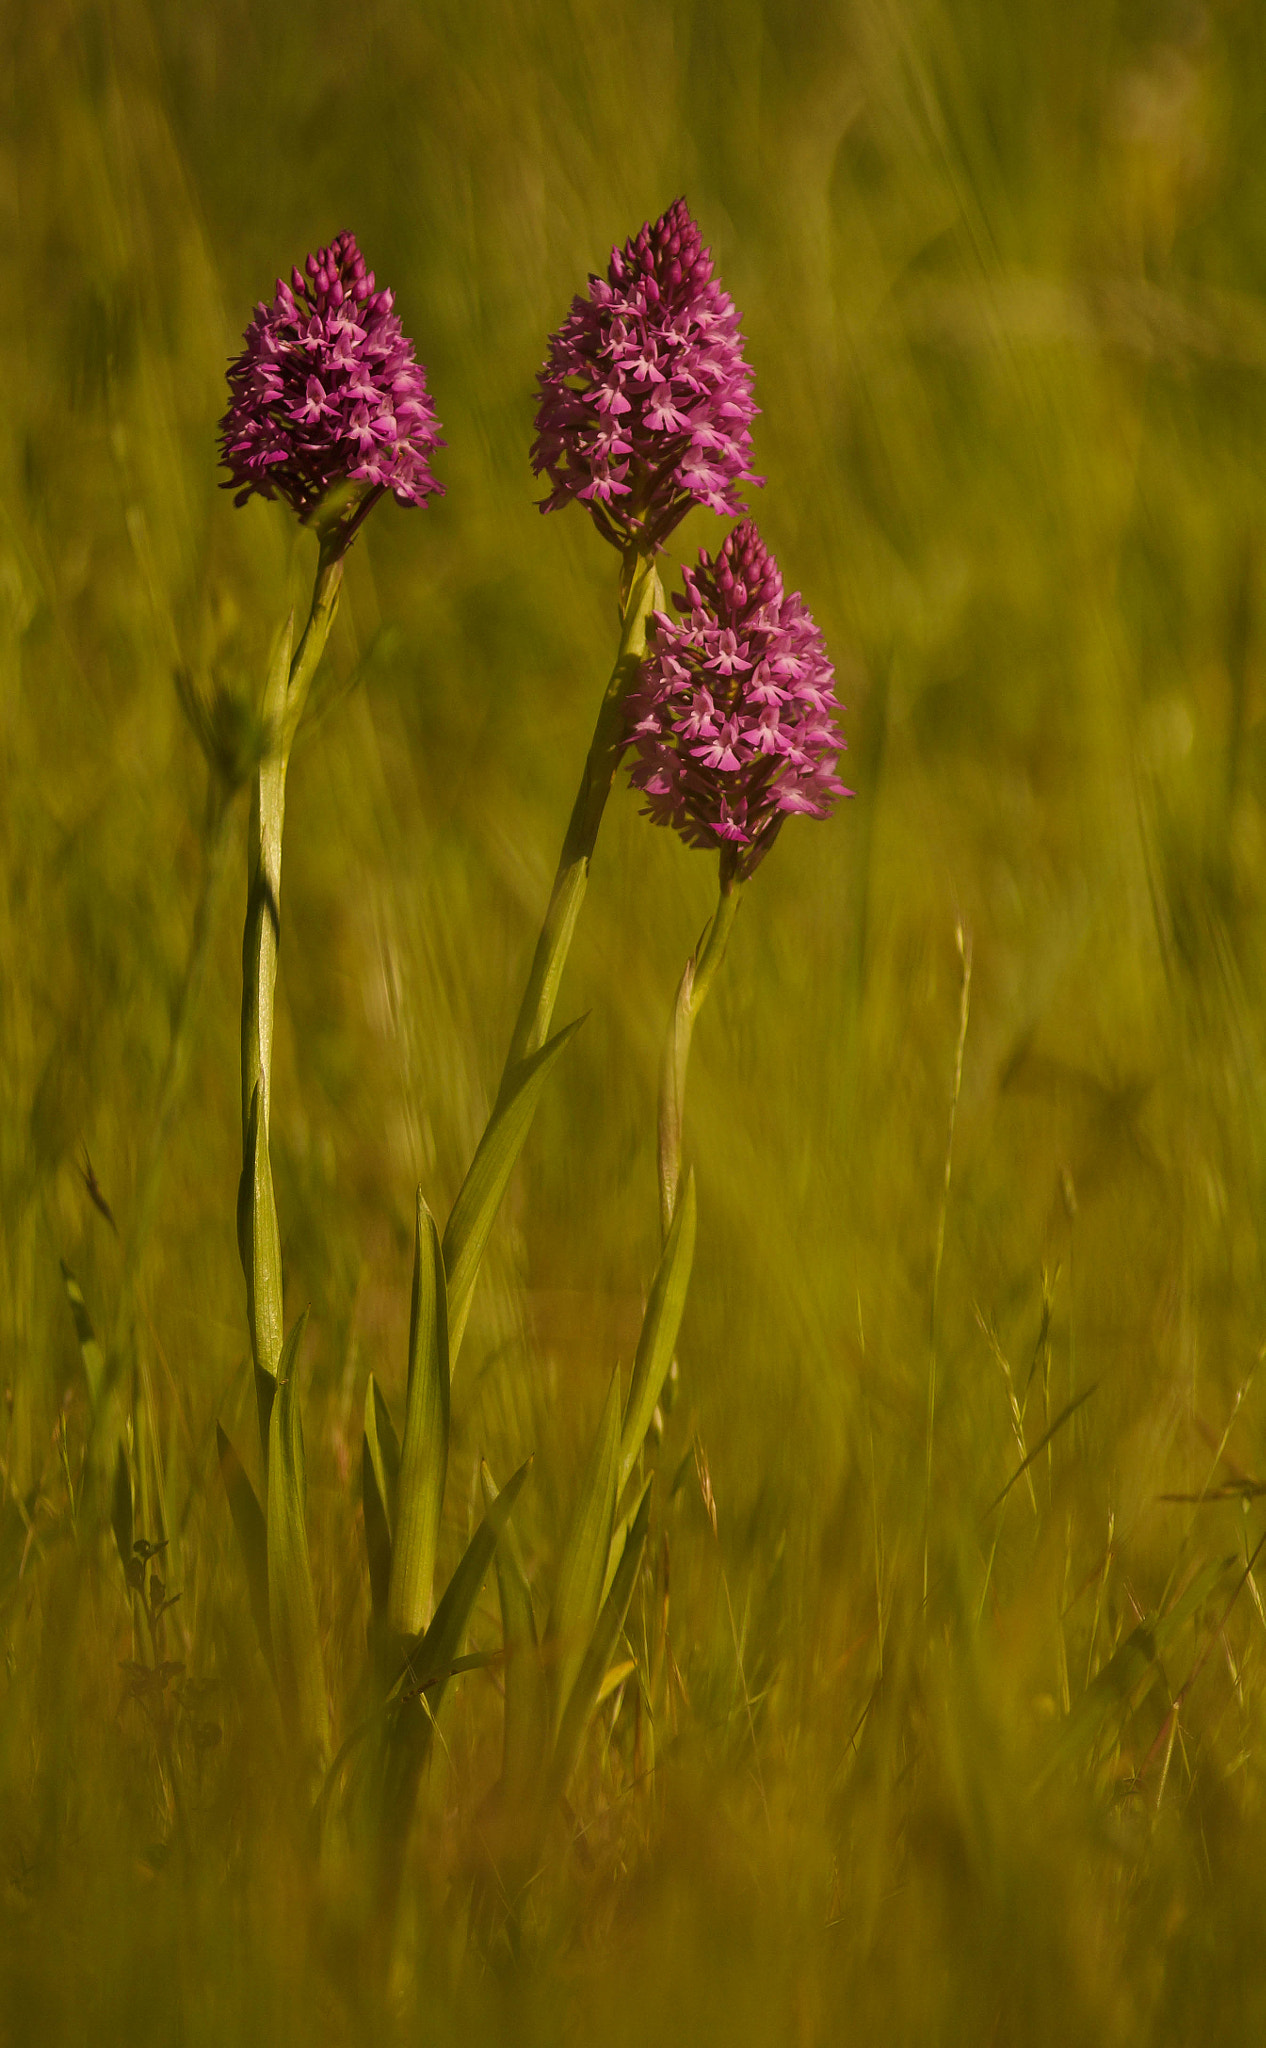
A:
6,0,1266,2037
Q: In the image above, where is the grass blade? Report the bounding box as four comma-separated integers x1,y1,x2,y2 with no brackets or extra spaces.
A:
402,1457,532,1706
544,1368,621,1739
1039,1552,1235,1783
362,1373,399,1635
442,1017,583,1366
266,1311,329,1770
619,1170,697,1488
216,1423,272,1674
481,1459,548,1802
387,1192,450,1637
376,1464,529,1888
60,1262,105,1411
110,1440,134,1591
982,1383,1099,1519
552,1480,652,1798
364,1374,401,1535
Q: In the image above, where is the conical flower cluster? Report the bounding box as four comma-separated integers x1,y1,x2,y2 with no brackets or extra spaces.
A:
626,521,848,876
532,199,761,553
219,231,443,536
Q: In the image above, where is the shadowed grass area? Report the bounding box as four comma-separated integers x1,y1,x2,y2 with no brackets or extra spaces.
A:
5,0,1266,2037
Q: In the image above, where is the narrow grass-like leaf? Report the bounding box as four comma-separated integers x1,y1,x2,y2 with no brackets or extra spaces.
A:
266,1311,329,1769
365,1375,401,1534
619,1171,697,1488
552,1481,652,1798
216,1424,272,1674
378,1466,527,1849
388,1192,450,1636
362,1373,400,1633
482,1459,548,1801
601,1495,637,1609
402,1457,532,1706
362,1440,392,1638
982,1383,1098,1519
1039,1552,1234,1784
596,1658,636,1707
60,1262,105,1411
544,1369,621,1738
239,1081,283,1453
442,1018,583,1366
110,1441,133,1583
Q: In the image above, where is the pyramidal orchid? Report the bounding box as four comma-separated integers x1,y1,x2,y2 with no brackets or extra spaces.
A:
217,234,442,1784
628,521,849,1245
220,229,444,550
532,198,761,555
481,202,758,1129
627,519,848,881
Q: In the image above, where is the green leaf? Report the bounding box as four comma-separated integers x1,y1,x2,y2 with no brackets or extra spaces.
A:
238,1081,283,1450
442,1018,583,1366
365,1375,401,1534
481,1460,548,1802
387,1192,450,1637
256,1366,278,1460
59,1261,105,1411
379,1459,528,1839
216,1424,272,1674
544,1369,621,1739
619,1170,697,1488
110,1441,133,1583
402,1457,532,1708
600,1496,637,1609
552,1481,652,1798
266,1311,329,1769
362,1373,400,1633
1039,1552,1235,1784
596,1658,636,1706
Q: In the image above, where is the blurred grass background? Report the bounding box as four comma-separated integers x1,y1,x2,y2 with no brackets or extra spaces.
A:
6,0,1266,2038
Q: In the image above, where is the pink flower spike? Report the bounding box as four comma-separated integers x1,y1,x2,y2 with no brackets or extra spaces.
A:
219,229,444,541
531,199,762,554
625,521,849,877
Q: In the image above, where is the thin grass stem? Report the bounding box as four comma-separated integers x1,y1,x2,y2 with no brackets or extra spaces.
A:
923,923,971,1605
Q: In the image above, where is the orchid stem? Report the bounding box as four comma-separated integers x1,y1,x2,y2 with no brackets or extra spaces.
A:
240,541,344,1149
658,857,741,1245
239,538,344,1454
495,549,661,1096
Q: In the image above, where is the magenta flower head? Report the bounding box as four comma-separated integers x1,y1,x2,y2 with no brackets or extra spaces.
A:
626,521,849,878
219,231,443,549
531,199,761,555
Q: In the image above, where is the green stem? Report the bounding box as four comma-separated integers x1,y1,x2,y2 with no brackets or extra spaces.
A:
240,544,344,1151
495,549,661,1097
239,541,344,1445
657,859,741,1245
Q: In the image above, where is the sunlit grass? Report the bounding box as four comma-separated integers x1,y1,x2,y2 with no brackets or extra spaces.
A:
6,0,1266,2037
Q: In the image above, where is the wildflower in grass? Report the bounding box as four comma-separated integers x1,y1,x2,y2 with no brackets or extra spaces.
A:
627,519,848,880
531,198,761,554
219,229,443,549
218,235,445,1783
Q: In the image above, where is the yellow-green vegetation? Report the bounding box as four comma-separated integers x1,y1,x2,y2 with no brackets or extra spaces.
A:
5,0,1266,2038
